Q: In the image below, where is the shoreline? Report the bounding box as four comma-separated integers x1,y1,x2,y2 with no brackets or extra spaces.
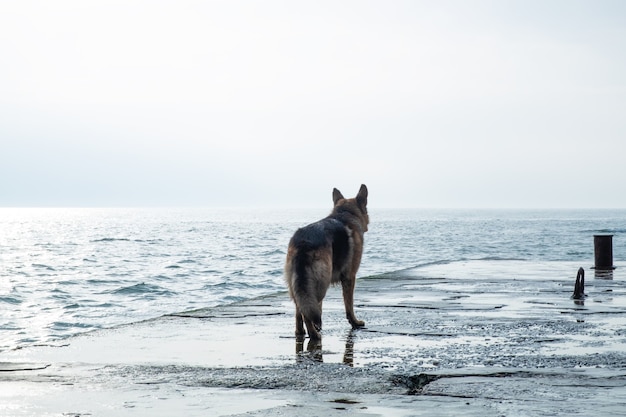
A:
2,260,626,416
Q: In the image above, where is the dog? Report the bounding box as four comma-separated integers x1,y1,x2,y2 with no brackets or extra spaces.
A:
284,184,369,340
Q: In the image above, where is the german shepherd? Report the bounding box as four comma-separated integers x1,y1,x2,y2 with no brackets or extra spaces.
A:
285,184,369,340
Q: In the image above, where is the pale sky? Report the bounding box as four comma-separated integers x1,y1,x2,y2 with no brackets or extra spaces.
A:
1,0,625,208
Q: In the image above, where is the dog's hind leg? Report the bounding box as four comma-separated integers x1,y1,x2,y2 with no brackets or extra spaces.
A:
341,276,365,329
304,316,321,341
294,297,322,340
299,299,323,341
295,307,306,339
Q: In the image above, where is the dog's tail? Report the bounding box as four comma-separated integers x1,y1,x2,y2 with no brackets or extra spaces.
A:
285,251,323,331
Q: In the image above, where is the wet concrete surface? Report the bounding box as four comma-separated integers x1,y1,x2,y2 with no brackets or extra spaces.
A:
2,260,626,416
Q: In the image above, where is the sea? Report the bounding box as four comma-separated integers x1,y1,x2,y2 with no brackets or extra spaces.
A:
1,207,625,353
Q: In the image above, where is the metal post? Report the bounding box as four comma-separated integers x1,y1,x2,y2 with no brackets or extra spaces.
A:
593,235,615,270
572,267,585,300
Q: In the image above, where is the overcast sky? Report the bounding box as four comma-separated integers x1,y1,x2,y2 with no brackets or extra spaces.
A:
1,0,625,208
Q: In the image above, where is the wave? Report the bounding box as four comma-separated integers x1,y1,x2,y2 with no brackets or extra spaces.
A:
580,229,626,234
202,278,278,292
176,259,197,264
409,256,528,269
365,260,457,277
87,278,122,285
51,321,98,330
0,296,22,305
110,283,176,296
91,238,131,243
476,256,527,262
261,249,285,256
31,263,56,271
221,295,248,304
204,280,255,291
412,259,457,269
95,302,118,308
200,269,222,275
367,256,531,278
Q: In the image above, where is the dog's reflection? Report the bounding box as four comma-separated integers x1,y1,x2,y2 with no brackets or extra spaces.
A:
295,330,356,366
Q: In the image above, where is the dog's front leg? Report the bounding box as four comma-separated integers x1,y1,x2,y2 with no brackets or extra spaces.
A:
341,276,365,328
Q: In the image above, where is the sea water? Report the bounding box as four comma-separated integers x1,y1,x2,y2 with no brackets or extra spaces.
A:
1,207,625,352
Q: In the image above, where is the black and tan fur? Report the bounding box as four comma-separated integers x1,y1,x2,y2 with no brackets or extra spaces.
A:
285,184,369,340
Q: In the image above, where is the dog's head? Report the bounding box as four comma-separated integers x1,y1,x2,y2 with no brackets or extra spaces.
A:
331,184,369,232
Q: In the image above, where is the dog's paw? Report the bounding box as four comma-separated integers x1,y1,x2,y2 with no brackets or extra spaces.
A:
351,320,365,329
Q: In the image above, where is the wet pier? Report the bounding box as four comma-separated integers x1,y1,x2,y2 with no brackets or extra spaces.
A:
2,260,626,416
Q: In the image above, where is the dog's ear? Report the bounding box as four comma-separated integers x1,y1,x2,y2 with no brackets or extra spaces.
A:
356,184,368,208
333,188,345,205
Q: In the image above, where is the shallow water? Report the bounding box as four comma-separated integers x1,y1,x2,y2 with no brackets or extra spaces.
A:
1,207,625,352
